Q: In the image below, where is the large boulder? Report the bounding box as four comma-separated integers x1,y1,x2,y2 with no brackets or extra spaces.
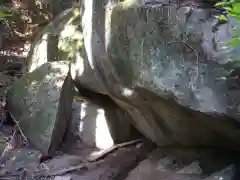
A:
76,0,240,150
24,0,240,151
26,5,135,147
7,61,74,155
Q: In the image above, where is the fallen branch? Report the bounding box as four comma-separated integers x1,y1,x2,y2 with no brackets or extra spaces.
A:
87,138,143,162
74,96,90,102
1,127,16,158
0,176,17,180
46,163,87,176
34,139,143,177
34,161,89,177
9,112,28,144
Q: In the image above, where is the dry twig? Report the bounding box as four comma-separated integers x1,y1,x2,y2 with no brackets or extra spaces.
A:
46,163,86,176
9,112,28,144
1,127,17,158
34,139,143,177
87,138,143,162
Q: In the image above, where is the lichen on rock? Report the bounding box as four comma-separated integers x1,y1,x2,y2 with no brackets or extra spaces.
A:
7,61,74,155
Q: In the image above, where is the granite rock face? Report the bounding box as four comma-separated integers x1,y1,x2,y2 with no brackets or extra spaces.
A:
77,0,240,150
7,61,74,155
21,0,240,152
124,149,236,180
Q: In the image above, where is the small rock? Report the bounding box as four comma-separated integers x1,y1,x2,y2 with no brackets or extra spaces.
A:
41,155,83,174
176,161,202,175
0,148,42,174
204,165,235,180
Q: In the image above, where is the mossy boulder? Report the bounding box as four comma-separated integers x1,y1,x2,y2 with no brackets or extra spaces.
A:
7,61,74,155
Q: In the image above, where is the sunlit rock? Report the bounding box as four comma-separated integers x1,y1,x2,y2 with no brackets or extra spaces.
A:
81,101,114,149
26,7,81,73
7,61,74,155
23,0,240,152
27,33,48,73
70,97,134,150
70,51,108,94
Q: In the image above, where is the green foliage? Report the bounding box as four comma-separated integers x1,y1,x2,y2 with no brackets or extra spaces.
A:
216,0,240,48
0,6,13,19
0,11,11,19
58,36,83,59
58,24,83,59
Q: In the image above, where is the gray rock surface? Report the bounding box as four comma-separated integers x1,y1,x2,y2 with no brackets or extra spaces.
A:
204,165,235,180
24,0,240,151
176,161,202,175
7,61,74,155
106,1,240,119
77,0,240,150
0,148,42,175
124,149,236,180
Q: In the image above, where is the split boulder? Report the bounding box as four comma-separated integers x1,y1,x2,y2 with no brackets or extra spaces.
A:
7,61,74,155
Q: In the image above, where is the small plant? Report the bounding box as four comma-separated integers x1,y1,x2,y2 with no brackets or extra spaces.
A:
0,6,13,19
58,24,83,59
